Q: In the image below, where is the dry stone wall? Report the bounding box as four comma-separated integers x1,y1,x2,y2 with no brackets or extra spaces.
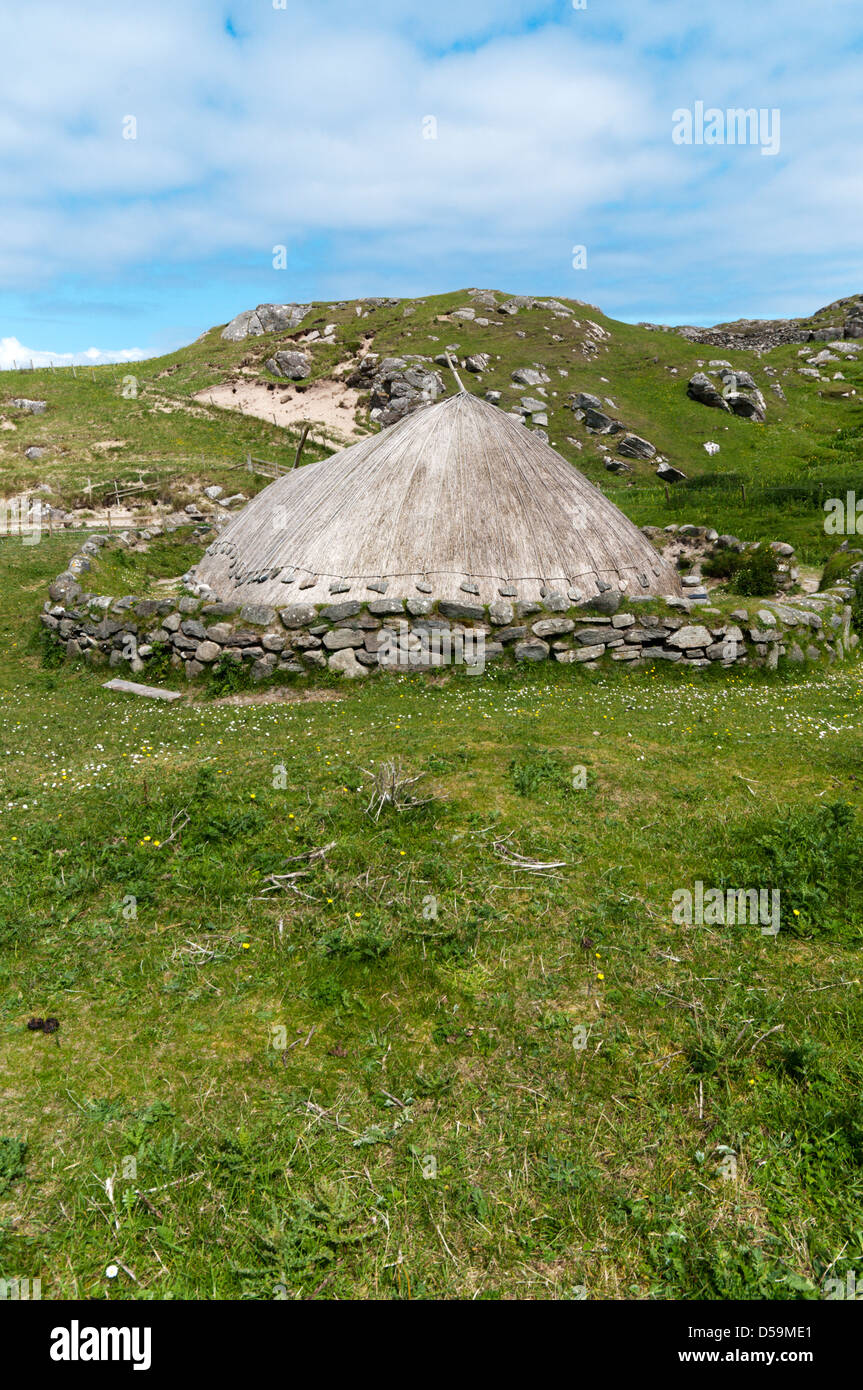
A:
42,528,858,682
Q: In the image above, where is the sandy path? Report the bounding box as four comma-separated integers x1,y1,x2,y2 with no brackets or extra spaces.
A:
192,377,365,443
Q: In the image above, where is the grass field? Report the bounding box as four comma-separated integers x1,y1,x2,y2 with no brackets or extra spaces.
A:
1,532,862,1300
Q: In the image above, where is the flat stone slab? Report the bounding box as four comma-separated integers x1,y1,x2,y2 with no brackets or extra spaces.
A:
102,679,183,702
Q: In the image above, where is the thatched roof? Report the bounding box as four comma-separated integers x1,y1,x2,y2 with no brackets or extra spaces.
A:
193,390,682,607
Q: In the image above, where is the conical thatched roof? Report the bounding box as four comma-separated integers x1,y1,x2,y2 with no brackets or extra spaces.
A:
193,391,682,607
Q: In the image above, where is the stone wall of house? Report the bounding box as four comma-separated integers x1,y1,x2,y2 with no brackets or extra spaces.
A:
42,528,858,681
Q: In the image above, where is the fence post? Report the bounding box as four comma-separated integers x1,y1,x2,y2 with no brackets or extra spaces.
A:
292,422,312,471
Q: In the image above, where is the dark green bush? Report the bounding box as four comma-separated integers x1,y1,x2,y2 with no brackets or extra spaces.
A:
702,544,780,595
701,550,740,580
734,544,781,596
207,653,256,696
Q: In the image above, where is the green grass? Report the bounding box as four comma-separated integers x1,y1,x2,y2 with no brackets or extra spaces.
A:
1,531,862,1299
87,528,207,598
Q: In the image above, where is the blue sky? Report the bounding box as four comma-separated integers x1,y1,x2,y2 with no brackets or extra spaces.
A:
1,0,861,364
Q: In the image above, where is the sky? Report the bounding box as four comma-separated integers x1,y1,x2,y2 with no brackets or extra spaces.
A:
1,0,861,365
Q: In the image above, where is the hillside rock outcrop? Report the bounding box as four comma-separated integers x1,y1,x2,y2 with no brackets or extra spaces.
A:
221,304,311,341
687,369,766,422
347,354,446,427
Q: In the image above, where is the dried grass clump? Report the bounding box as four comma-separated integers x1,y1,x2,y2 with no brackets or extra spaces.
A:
362,759,433,821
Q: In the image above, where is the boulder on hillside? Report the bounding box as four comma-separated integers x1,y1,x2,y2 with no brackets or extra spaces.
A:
221,304,311,341
265,350,312,381
845,306,863,337
718,367,757,390
617,432,656,459
583,407,622,434
723,387,767,422
689,368,766,421
687,372,730,411
511,365,550,386
656,460,687,483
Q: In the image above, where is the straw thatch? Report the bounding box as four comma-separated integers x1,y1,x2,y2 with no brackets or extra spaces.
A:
193,390,683,607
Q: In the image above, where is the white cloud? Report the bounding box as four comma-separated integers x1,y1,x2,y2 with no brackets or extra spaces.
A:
0,0,862,332
0,337,144,370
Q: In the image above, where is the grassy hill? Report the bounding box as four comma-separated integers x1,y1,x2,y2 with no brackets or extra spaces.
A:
2,288,862,562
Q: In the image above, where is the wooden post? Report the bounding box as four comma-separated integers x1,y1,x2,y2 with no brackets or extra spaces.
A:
292,422,311,470
664,484,670,503
741,482,746,504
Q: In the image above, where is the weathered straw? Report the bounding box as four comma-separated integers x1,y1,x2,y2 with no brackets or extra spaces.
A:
194,391,683,607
